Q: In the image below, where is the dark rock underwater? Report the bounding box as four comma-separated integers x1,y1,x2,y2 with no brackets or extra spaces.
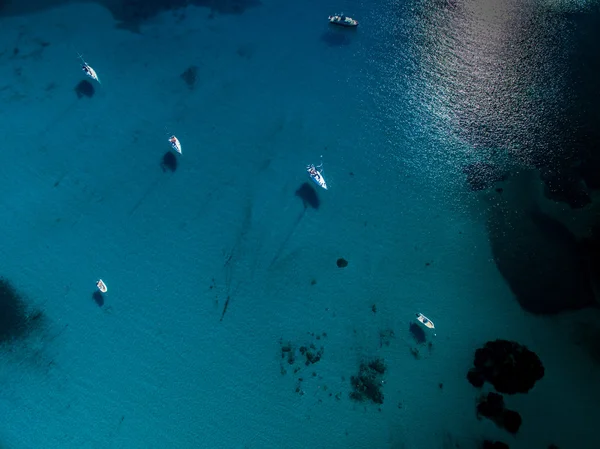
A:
448,6,600,316
486,192,597,315
0,0,262,32
0,277,46,345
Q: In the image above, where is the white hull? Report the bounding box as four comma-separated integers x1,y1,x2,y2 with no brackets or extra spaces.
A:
96,279,108,293
416,312,435,329
169,136,182,154
307,165,327,190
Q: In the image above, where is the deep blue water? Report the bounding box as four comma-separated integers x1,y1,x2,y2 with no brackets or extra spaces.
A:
1,0,600,448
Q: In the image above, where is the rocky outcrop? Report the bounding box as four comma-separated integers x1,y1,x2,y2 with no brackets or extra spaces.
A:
0,277,45,345
467,339,544,395
0,0,262,32
487,201,596,314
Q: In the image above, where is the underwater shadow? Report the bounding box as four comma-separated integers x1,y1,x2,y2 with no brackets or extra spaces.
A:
320,30,352,47
75,80,95,99
103,0,263,32
269,183,320,268
180,65,198,90
295,182,320,210
92,291,104,307
409,322,426,344
160,151,177,172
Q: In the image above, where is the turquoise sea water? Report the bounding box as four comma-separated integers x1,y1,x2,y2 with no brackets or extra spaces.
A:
1,0,600,448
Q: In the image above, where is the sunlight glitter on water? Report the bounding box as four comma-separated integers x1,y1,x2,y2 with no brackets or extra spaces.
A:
364,0,585,187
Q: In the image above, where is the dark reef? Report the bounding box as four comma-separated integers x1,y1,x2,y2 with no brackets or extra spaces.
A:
103,0,262,32
279,334,333,399
180,65,199,90
320,31,352,47
0,0,262,33
448,7,600,317
299,344,323,366
0,277,45,344
540,166,591,209
482,440,510,449
349,358,386,404
487,201,596,314
336,258,348,268
477,392,522,434
409,322,426,344
467,339,544,395
279,337,324,369
467,340,543,439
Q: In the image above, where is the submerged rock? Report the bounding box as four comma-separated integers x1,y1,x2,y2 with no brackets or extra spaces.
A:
540,167,591,209
105,0,263,31
180,65,198,90
482,441,509,449
336,258,348,268
487,204,596,314
0,0,262,33
468,339,544,395
349,358,386,404
477,392,522,434
0,277,45,344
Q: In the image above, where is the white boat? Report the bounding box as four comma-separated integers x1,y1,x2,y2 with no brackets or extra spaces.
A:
78,53,101,84
328,13,359,27
307,164,327,190
416,312,435,329
96,279,108,293
169,135,182,154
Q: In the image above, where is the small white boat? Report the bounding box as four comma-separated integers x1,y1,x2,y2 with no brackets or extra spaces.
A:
96,279,108,293
307,164,327,190
169,135,182,154
328,13,359,27
78,54,101,84
416,312,435,329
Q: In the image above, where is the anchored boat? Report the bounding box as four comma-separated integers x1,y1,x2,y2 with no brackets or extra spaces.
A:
96,279,108,293
307,164,328,190
416,312,435,329
328,13,359,27
169,135,182,154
